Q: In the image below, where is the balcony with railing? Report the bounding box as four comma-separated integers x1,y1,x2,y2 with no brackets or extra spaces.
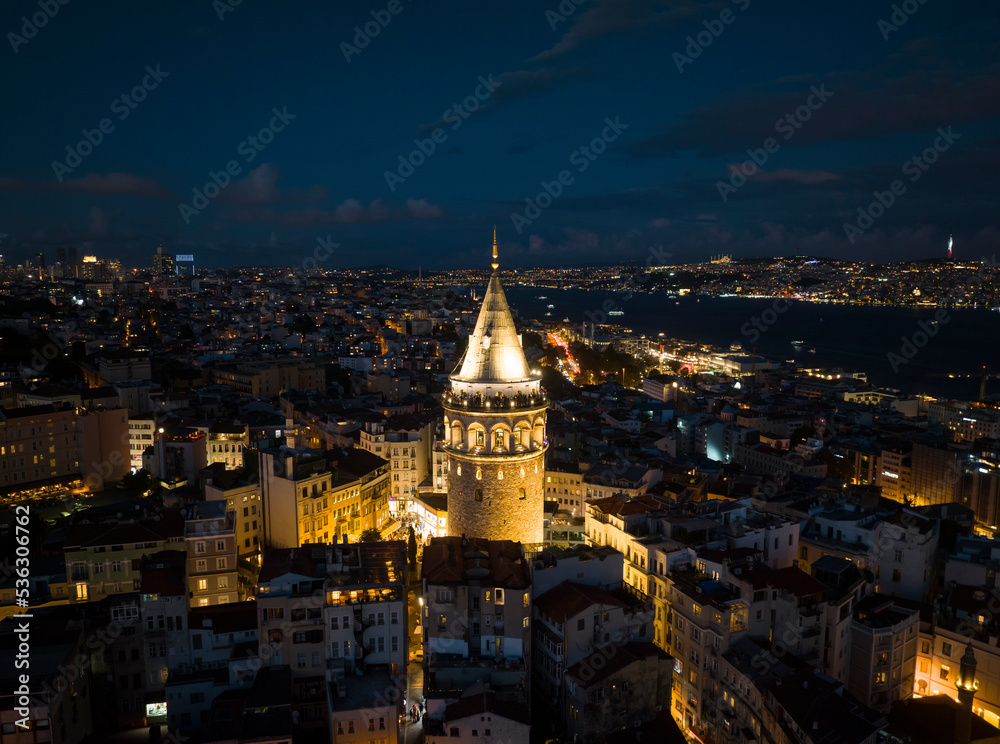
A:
443,390,547,413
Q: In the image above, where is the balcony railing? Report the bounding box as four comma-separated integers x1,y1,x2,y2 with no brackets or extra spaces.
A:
443,391,547,412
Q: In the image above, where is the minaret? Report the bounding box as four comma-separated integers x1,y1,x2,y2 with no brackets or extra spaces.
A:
442,232,547,547
955,641,979,744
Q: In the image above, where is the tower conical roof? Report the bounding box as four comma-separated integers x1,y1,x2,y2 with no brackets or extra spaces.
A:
453,273,532,383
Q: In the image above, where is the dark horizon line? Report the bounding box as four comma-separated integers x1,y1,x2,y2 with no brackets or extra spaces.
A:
6,253,972,274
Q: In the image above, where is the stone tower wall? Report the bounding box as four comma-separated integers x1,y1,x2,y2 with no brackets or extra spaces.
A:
446,449,545,545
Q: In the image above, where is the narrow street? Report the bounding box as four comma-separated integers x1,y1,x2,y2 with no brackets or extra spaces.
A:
404,576,425,744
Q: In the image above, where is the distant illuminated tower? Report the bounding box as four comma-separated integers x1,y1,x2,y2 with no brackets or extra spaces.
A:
948,234,954,260
955,641,979,744
442,229,547,547
153,244,174,276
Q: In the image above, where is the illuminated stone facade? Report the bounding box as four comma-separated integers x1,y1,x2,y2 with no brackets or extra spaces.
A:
442,234,547,547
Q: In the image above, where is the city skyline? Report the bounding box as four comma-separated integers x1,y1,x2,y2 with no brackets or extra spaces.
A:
1,0,998,268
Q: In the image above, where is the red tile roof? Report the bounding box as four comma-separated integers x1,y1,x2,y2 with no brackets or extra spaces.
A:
443,691,530,726
421,536,529,588
258,544,326,584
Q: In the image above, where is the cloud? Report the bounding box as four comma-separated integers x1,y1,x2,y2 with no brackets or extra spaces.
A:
222,164,282,205
750,168,841,184
227,198,445,226
405,198,443,219
531,0,708,62
416,67,590,135
415,1,706,136
88,206,117,239
219,164,329,206
626,55,1000,159
0,172,175,199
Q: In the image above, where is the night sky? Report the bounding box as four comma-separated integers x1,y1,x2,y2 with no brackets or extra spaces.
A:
1,0,998,269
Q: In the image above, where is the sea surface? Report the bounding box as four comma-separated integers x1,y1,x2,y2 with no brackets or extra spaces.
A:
465,286,1000,400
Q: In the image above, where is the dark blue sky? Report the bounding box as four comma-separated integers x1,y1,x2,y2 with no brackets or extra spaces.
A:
1,0,998,269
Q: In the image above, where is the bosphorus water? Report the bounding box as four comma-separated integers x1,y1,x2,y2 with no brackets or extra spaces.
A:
487,286,1000,401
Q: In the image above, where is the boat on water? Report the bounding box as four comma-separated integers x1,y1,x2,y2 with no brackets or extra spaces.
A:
547,304,555,309
608,310,624,317
545,312,552,316
538,295,548,300
808,348,817,354
791,340,805,346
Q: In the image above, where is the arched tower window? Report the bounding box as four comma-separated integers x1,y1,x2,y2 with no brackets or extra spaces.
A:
476,429,485,447
494,430,505,451
475,490,483,502
518,488,526,500
476,469,482,480
498,471,504,480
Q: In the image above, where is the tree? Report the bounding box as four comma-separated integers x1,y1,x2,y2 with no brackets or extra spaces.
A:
407,526,418,565
290,315,316,334
359,528,382,543
790,425,817,447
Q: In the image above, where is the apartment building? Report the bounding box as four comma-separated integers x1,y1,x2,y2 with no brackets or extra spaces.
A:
64,509,185,603
720,638,883,744
77,406,131,489
206,421,249,469
259,446,391,548
663,568,750,734
809,556,869,684
128,412,157,468
0,608,95,744
256,542,408,678
533,581,652,703
563,643,674,743
203,467,262,565
425,691,531,744
0,402,79,489
382,414,434,515
846,597,919,712
255,542,407,734
139,550,188,722
545,464,585,518
421,536,532,715
797,501,937,602
210,359,325,397
185,500,240,608
165,602,259,735
733,442,827,479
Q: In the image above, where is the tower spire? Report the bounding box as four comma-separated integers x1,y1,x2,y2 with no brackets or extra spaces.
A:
491,226,499,271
